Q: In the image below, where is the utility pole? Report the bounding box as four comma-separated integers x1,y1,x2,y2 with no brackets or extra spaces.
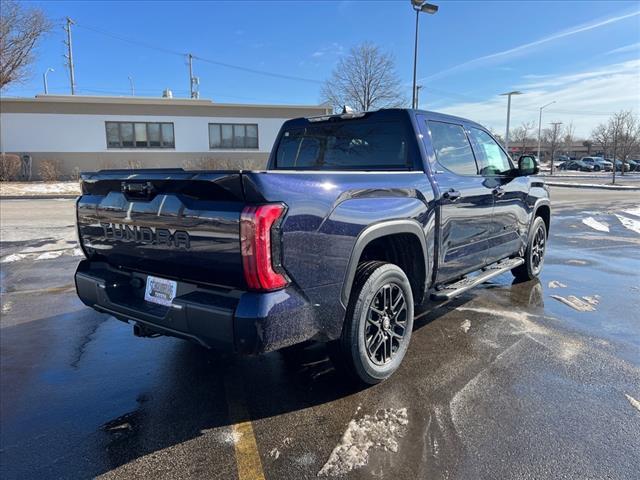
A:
188,53,194,98
64,17,76,95
187,54,200,99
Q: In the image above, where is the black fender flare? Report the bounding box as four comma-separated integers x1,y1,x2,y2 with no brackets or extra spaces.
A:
530,198,551,236
340,219,429,307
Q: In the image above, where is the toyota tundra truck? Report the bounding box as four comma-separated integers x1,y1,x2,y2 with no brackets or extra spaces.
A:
75,108,550,384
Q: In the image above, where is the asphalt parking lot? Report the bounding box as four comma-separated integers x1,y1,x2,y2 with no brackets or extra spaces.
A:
1,188,639,480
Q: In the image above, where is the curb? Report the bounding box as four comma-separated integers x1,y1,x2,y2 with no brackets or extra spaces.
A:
545,182,640,191
1,195,79,200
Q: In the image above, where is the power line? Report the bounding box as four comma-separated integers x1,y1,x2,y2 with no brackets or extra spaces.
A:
73,22,322,85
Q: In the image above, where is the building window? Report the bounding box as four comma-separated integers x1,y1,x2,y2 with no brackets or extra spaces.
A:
209,123,258,149
105,122,175,149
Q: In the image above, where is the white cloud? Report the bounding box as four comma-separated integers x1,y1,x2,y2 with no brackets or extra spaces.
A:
605,42,640,55
421,9,640,82
311,42,345,59
434,60,640,138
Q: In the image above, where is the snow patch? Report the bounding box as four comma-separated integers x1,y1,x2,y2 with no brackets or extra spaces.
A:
581,295,600,306
2,300,13,313
548,280,567,289
269,448,281,460
621,206,640,218
0,181,80,197
317,408,409,477
460,319,471,333
615,214,640,235
36,250,65,260
625,394,640,413
550,295,596,312
582,217,609,232
0,253,28,263
1,246,83,263
566,259,588,265
217,429,242,445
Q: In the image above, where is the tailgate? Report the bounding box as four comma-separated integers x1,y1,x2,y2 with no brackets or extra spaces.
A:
77,169,249,289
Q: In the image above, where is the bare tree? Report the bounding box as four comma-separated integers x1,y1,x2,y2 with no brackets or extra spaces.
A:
543,122,563,175
510,121,535,156
0,0,51,89
321,42,405,112
610,110,639,176
592,111,640,182
488,127,504,145
561,122,576,157
591,122,612,159
582,140,593,155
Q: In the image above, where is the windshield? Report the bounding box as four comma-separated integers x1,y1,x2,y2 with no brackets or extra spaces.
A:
274,120,412,170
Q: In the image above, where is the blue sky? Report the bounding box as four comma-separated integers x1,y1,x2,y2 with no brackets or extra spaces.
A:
5,0,640,137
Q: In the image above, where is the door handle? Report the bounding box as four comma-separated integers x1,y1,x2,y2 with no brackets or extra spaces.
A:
493,187,505,198
442,188,461,202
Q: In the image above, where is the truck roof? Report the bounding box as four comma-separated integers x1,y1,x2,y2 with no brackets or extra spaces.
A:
289,108,487,131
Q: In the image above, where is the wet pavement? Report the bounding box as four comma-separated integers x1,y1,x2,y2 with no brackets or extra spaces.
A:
1,190,639,480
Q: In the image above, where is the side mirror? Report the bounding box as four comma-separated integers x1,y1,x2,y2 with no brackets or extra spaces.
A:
518,155,539,176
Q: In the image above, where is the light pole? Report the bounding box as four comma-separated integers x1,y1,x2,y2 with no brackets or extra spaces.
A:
536,101,556,163
43,68,54,94
128,76,135,96
415,85,423,108
411,0,438,109
500,91,522,153
549,121,563,175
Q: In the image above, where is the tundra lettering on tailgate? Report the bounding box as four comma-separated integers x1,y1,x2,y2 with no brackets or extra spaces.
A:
99,222,190,249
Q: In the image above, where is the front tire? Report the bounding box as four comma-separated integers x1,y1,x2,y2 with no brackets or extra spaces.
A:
336,261,414,385
512,216,547,281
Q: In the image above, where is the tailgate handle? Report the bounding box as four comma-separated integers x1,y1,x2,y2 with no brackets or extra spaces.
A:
121,181,156,200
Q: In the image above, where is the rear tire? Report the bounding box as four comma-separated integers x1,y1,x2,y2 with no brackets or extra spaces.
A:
512,216,547,281
335,261,414,385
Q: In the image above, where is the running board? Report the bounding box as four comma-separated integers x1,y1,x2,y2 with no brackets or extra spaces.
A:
430,258,525,301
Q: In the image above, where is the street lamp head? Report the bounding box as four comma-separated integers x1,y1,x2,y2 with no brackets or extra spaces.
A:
411,0,438,13
501,90,523,96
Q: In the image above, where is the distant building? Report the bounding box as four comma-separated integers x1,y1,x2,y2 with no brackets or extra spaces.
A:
0,95,330,179
507,141,608,161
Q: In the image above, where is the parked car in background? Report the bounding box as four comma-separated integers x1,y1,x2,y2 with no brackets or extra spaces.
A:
625,159,639,171
608,159,631,172
580,156,612,172
558,160,595,172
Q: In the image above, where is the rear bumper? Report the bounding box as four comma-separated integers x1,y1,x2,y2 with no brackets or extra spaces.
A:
75,260,319,354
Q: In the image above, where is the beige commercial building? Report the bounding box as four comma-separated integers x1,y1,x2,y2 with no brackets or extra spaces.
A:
0,95,331,179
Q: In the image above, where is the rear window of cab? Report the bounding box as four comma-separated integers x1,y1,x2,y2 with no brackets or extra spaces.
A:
274,120,413,170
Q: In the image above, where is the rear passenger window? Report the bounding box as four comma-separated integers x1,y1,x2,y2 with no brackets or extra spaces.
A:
427,121,478,175
469,128,513,176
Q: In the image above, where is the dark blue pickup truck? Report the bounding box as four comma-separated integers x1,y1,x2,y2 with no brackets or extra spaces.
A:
75,109,550,383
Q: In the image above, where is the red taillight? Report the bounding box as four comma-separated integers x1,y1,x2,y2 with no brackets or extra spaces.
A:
240,203,289,291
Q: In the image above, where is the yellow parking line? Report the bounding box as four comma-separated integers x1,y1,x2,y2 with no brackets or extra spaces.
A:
224,372,266,480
